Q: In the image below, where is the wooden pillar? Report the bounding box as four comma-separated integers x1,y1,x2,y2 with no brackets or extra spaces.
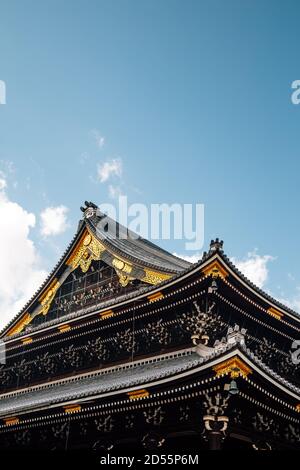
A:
203,415,229,450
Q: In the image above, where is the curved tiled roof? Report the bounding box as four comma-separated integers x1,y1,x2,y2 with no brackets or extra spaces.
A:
0,341,299,419
0,350,201,417
86,213,191,273
2,203,300,340
217,250,300,320
0,223,87,338
0,206,192,338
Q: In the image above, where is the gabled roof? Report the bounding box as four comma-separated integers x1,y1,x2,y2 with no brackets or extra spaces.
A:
84,202,190,273
0,340,299,420
0,202,191,338
2,203,300,340
200,239,300,323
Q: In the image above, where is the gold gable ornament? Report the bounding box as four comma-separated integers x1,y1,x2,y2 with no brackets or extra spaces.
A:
142,269,171,285
39,280,60,316
213,356,252,378
202,260,229,279
66,231,106,273
7,313,32,337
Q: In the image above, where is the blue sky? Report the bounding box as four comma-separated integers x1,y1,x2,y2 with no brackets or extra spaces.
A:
0,0,300,326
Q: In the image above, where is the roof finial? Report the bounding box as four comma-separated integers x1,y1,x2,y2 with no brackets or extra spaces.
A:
209,238,224,254
81,201,98,219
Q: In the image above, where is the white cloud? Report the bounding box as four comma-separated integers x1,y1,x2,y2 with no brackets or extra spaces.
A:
40,205,70,237
173,252,201,264
232,251,275,288
91,129,105,149
277,295,300,313
0,181,47,328
97,158,122,183
0,177,6,190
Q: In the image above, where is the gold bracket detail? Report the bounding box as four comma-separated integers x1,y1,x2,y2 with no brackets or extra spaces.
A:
58,324,71,333
64,405,81,414
147,292,164,302
4,417,19,426
202,260,229,279
99,310,114,319
267,307,284,320
142,269,171,285
21,337,33,345
66,230,106,273
127,389,149,400
7,313,32,337
39,279,60,316
213,356,252,378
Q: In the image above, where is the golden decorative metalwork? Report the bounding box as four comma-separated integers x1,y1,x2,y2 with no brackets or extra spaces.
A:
112,257,134,286
295,404,300,412
66,230,106,273
6,226,177,337
4,417,19,426
99,310,114,319
213,356,252,378
202,260,229,279
127,389,149,400
142,269,171,285
116,271,135,287
267,307,284,320
112,257,132,274
39,280,60,316
64,405,81,414
21,337,33,345
7,313,32,337
58,324,71,333
147,292,164,303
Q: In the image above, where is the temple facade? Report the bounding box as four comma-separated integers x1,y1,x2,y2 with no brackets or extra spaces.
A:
0,201,300,451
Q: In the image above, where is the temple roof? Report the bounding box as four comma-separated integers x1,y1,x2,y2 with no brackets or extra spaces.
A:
0,350,201,417
2,203,300,339
1,338,299,419
84,202,190,273
1,202,191,337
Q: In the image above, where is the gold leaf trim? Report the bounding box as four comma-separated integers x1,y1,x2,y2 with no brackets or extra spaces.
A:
7,313,32,337
39,280,60,316
142,270,172,285
58,324,71,333
99,310,114,319
112,257,132,274
127,389,149,400
64,405,81,414
4,417,19,426
147,291,164,302
21,337,33,345
267,307,284,320
66,230,106,273
201,260,229,279
213,356,252,378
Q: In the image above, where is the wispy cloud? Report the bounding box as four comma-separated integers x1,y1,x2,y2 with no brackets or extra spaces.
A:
40,205,70,237
231,250,275,288
0,175,7,190
173,252,201,264
91,129,105,149
277,288,300,313
97,158,122,183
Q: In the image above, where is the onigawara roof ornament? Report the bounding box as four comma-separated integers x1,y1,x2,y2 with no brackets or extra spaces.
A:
209,238,224,254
